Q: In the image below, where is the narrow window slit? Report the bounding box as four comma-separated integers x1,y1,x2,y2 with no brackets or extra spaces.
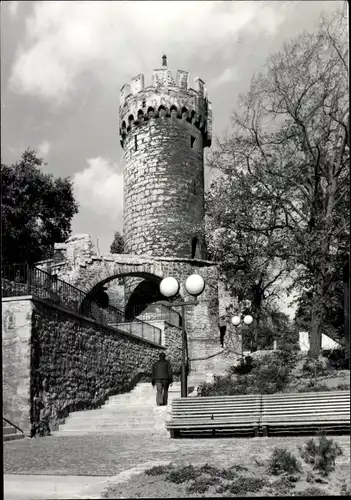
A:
190,136,196,148
134,135,138,151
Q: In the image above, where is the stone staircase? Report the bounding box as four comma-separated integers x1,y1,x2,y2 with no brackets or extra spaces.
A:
3,419,25,442
53,382,182,437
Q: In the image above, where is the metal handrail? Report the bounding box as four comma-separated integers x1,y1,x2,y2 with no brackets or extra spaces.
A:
3,417,24,435
125,302,182,326
2,263,162,345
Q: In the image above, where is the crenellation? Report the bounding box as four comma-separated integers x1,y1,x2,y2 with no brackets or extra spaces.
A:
120,83,131,106
131,73,145,95
176,70,189,90
119,60,212,149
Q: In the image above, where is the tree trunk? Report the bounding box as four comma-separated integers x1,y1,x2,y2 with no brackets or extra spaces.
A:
343,261,350,356
310,284,324,357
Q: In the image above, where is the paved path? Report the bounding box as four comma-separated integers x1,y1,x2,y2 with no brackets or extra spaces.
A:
4,461,175,500
4,474,109,500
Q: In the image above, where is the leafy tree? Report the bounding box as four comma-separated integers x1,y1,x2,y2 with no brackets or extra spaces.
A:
207,5,349,356
1,149,79,266
110,231,124,254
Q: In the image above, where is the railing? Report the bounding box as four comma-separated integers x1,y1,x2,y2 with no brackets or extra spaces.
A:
3,416,24,435
125,302,182,327
1,263,162,345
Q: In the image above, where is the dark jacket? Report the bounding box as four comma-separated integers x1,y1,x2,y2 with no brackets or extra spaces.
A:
152,359,173,383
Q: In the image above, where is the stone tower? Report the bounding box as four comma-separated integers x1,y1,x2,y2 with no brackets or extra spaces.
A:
119,55,212,259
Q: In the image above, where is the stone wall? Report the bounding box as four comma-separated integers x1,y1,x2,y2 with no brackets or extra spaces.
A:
2,297,183,437
2,297,32,435
123,117,206,259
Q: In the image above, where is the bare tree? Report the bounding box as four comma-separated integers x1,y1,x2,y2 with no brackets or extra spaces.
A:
207,5,349,356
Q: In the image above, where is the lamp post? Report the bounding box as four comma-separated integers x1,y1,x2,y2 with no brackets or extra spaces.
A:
231,314,254,358
159,274,205,398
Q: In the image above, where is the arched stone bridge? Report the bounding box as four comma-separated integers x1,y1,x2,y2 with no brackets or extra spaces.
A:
36,234,232,374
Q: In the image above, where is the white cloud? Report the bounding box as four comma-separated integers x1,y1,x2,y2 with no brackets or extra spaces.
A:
8,1,19,19
37,140,51,156
210,67,240,88
8,1,289,105
73,157,123,220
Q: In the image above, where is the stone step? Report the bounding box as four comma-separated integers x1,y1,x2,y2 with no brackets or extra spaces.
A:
54,429,155,436
66,413,159,420
4,433,25,442
55,380,175,436
3,426,17,435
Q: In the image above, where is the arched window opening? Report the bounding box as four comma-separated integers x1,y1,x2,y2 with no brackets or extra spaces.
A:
170,105,178,118
137,110,144,123
190,136,196,148
158,105,167,118
191,237,198,259
181,107,188,120
147,106,155,119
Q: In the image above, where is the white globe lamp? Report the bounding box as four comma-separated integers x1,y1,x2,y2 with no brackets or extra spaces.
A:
231,316,241,326
243,315,253,325
159,277,179,298
185,274,205,296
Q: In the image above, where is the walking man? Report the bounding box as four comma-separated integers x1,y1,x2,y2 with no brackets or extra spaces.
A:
151,353,173,406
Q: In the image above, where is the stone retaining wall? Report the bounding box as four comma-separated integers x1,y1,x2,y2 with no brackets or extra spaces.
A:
2,297,182,437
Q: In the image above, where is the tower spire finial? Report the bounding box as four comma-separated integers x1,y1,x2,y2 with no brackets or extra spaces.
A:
162,54,167,67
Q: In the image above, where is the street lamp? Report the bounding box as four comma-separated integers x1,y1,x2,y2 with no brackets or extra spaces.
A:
159,273,205,397
231,314,254,358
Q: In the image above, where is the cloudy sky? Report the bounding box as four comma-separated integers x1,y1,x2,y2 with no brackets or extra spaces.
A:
1,0,342,255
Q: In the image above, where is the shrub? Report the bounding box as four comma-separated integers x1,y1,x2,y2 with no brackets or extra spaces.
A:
267,448,302,475
302,357,328,377
297,383,331,393
270,476,296,494
145,463,174,475
197,374,252,396
186,476,219,494
298,435,343,476
340,484,351,496
198,463,221,476
322,347,350,370
166,465,201,483
229,356,254,375
229,476,266,494
297,486,329,496
199,351,296,396
337,383,350,390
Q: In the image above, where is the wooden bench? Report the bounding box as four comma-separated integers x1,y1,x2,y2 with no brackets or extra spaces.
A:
166,395,262,438
167,390,350,438
260,390,350,436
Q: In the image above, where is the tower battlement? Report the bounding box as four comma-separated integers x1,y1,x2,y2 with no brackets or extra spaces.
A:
119,55,212,148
